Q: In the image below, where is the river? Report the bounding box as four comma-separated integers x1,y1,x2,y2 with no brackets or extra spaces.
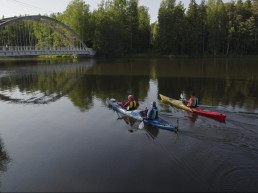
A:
0,57,257,191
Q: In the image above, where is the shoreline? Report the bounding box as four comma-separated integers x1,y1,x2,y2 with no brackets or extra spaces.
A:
0,53,258,61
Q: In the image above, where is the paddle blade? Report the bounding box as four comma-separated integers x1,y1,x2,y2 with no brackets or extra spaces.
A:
180,93,186,100
138,121,144,129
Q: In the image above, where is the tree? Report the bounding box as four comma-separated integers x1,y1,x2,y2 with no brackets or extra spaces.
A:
173,2,187,54
150,22,158,48
178,0,209,55
186,0,200,54
136,6,151,51
156,0,178,54
62,0,92,47
127,0,139,52
225,1,236,54
206,0,228,55
91,0,151,56
252,0,258,51
198,0,208,54
92,1,127,57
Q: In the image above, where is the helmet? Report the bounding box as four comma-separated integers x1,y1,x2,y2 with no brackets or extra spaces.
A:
151,101,156,107
128,95,134,100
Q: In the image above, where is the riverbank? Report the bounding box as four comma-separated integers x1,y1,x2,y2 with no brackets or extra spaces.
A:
125,51,258,59
1,52,258,62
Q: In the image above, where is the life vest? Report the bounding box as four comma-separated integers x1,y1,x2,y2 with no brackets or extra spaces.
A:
193,97,198,107
150,108,158,119
188,96,198,107
127,100,137,110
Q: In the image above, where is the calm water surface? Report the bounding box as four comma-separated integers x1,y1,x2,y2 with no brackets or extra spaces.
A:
0,57,257,192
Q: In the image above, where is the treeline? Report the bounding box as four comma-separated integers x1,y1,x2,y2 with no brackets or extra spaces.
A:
54,0,151,57
155,0,258,55
1,0,258,57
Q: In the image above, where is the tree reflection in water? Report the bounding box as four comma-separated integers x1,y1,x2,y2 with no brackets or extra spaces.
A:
0,139,9,172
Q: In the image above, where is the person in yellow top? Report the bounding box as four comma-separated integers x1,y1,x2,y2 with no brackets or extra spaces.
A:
119,95,139,110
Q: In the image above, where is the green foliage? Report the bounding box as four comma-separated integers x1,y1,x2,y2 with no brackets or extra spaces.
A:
91,0,151,57
135,6,150,51
62,0,92,44
185,0,207,54
153,0,258,55
156,0,187,54
93,7,126,57
1,0,258,56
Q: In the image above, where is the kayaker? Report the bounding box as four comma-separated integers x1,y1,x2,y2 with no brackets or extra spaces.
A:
146,101,159,120
187,91,198,108
120,95,139,110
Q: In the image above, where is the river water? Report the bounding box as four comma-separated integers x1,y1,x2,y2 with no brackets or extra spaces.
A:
0,57,257,192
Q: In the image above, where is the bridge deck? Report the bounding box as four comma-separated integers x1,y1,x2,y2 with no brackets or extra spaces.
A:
0,46,96,56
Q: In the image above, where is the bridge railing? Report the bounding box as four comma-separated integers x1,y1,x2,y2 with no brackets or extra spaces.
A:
0,46,96,56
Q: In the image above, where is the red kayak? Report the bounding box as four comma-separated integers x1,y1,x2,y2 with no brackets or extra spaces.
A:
192,107,226,121
160,94,226,121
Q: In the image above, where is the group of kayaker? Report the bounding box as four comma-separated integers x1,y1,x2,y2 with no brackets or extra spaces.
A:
119,91,198,120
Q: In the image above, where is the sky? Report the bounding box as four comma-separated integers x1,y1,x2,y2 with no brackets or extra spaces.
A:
0,0,196,23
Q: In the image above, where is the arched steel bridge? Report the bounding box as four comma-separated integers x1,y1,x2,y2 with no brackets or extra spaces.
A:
0,15,96,56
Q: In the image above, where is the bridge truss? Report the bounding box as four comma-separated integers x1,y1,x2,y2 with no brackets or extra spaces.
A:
0,15,95,56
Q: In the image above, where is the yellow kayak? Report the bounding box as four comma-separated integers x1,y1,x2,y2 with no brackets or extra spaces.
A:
159,94,192,112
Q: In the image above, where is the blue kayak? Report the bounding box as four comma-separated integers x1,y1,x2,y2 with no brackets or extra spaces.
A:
106,98,178,132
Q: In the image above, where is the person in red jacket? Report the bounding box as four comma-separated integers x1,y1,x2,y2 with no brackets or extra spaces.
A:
120,95,139,110
187,91,198,107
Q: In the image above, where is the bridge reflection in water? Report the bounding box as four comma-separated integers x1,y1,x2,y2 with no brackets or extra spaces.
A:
0,59,96,105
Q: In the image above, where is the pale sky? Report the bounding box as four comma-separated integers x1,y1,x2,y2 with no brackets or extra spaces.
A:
0,0,196,23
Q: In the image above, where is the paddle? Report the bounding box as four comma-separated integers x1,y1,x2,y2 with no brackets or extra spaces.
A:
138,120,144,129
180,93,188,105
176,119,179,132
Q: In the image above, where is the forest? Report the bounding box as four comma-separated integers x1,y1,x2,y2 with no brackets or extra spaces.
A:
1,0,258,57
